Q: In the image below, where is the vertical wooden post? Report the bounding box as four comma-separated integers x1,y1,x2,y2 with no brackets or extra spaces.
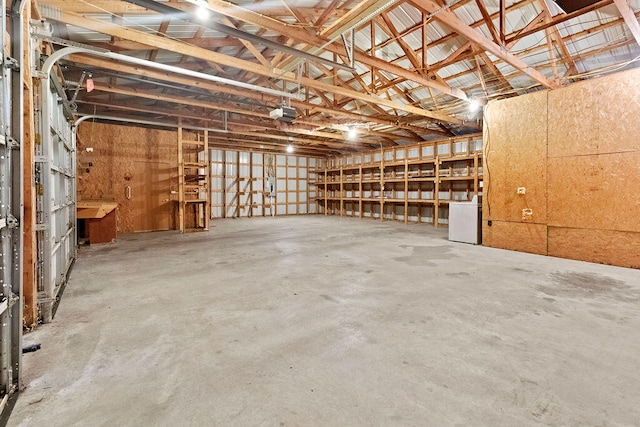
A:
404,158,409,224
177,121,184,232
339,166,343,217
204,130,210,229
249,151,253,217
23,5,38,327
222,150,227,218
323,163,328,215
473,153,479,197
236,151,240,218
359,165,363,219
379,147,384,222
434,157,440,228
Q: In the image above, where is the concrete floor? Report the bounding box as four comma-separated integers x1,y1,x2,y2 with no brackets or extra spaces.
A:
8,216,640,426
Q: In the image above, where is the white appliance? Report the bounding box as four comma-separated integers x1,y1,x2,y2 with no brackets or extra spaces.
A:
448,195,481,244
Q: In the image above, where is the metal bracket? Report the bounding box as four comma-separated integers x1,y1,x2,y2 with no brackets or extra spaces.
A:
341,29,355,69
6,136,19,149
6,215,19,229
31,34,109,53
32,69,48,79
8,292,19,308
4,56,19,71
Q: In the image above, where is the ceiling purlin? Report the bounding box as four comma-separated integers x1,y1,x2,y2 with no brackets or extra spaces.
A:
477,52,514,92
39,0,150,14
66,53,424,136
505,0,613,44
377,14,423,72
369,0,534,56
474,0,500,45
221,17,272,69
107,13,124,105
315,0,343,28
431,41,474,73
310,59,391,117
406,0,557,89
375,0,537,70
373,72,415,108
536,0,579,81
195,0,469,101
448,35,640,99
154,112,368,152
149,19,171,63
42,7,459,123
204,134,344,155
280,0,310,25
320,0,397,40
541,12,560,82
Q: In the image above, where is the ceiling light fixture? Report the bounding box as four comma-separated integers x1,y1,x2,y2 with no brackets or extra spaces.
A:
196,6,209,20
469,99,480,112
286,145,294,153
348,128,358,139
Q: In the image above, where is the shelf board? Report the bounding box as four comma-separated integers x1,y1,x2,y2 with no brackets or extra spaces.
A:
439,153,482,162
407,158,437,165
360,163,381,169
437,199,473,204
439,176,476,181
382,161,408,167
181,139,206,146
407,199,436,204
408,177,437,181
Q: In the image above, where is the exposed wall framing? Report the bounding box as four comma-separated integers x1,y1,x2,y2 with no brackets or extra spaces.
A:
315,134,483,226
210,150,318,218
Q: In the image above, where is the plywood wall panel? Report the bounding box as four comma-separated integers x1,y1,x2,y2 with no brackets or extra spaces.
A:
77,122,177,234
482,221,547,255
483,91,548,223
548,152,640,232
548,67,640,158
548,227,640,269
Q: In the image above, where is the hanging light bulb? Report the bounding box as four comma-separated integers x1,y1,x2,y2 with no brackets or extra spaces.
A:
348,128,358,139
469,99,480,112
286,144,294,153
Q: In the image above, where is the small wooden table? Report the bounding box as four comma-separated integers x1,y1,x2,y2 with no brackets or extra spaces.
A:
77,200,118,244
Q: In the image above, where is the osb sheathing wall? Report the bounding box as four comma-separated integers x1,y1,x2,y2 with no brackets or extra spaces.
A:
76,122,178,234
483,68,640,268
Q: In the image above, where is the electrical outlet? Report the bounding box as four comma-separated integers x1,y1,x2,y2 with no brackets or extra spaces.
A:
517,187,526,195
522,208,533,221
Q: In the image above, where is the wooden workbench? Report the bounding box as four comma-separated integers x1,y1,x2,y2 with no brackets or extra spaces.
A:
77,200,118,244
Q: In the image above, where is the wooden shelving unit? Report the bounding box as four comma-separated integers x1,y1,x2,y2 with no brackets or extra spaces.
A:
178,126,210,232
314,134,483,226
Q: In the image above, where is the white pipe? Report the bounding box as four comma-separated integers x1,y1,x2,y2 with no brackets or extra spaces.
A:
43,47,301,100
